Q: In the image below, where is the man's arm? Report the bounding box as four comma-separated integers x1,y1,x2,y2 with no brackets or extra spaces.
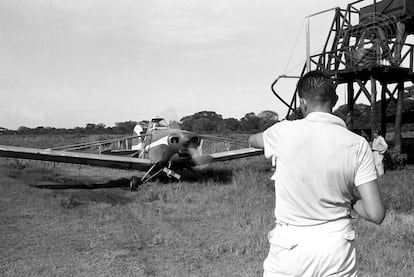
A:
379,137,388,154
248,132,264,149
353,180,386,224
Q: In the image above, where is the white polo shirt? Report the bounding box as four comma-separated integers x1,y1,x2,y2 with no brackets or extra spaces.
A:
372,135,388,154
263,112,377,226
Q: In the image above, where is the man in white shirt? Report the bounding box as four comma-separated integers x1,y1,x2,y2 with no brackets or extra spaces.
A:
249,71,385,277
372,130,388,176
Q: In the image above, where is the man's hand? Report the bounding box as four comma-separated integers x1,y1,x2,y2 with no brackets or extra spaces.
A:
353,180,386,224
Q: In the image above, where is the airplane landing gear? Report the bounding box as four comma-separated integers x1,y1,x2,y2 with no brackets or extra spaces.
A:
162,167,181,180
129,164,181,191
130,176,141,191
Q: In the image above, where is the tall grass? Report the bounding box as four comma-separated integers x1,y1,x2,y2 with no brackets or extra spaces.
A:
0,134,413,276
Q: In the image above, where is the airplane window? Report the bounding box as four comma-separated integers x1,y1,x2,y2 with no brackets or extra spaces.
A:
158,119,169,127
149,118,169,129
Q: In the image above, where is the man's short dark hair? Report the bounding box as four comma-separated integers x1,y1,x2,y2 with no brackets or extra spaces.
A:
297,71,337,102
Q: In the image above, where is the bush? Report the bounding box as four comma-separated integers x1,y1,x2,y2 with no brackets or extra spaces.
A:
384,150,408,170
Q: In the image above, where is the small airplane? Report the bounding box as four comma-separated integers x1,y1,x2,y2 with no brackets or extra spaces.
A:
0,117,263,190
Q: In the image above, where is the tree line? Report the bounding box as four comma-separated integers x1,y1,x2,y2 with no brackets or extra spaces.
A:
0,110,279,135
3,93,413,136
0,121,140,136
179,111,279,133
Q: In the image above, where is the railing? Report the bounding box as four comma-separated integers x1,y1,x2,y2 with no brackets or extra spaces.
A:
272,0,414,119
310,42,414,72
310,0,414,72
270,65,306,119
50,135,141,151
49,133,151,156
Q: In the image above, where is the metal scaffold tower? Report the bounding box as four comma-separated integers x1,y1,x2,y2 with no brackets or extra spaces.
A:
273,0,414,154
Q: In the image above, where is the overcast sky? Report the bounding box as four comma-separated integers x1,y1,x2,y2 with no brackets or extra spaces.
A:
0,0,353,129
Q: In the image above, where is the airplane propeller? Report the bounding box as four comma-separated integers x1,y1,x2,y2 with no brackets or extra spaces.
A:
188,143,212,165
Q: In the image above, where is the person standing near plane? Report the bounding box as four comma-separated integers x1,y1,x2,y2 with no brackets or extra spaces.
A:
249,71,385,277
372,130,388,176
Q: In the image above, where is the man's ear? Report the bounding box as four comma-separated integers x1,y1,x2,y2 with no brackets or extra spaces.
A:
331,95,338,108
299,98,307,115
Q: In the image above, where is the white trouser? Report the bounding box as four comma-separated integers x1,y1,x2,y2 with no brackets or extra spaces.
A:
263,220,357,277
373,151,384,176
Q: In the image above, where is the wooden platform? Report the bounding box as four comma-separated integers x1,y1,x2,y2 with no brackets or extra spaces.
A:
326,65,414,84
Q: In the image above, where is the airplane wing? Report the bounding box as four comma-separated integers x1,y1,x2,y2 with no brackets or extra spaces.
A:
192,147,263,165
100,149,139,157
0,145,153,171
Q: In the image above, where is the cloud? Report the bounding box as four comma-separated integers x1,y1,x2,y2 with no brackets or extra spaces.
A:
136,0,251,46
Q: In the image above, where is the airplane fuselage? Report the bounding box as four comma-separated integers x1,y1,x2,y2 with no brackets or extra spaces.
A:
122,118,203,168
142,128,201,167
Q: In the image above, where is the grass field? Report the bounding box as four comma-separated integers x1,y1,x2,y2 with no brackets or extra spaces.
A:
0,134,413,276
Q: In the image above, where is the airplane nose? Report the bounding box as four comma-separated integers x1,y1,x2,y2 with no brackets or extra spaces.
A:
168,132,200,148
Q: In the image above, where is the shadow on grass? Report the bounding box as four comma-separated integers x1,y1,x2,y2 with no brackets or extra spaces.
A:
170,167,234,184
29,167,234,191
28,178,136,207
30,177,132,189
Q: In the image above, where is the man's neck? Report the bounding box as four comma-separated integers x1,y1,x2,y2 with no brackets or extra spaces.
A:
303,106,332,117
